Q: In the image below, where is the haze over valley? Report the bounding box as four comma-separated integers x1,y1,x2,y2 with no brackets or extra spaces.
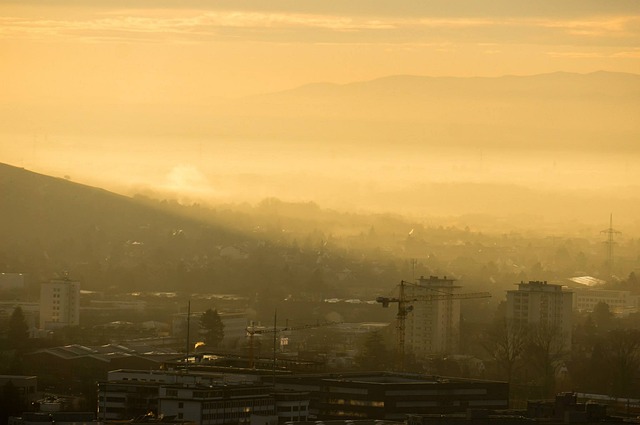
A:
3,71,640,232
2,2,640,417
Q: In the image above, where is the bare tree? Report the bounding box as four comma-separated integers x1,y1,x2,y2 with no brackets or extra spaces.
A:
526,323,567,398
606,329,640,397
481,318,528,385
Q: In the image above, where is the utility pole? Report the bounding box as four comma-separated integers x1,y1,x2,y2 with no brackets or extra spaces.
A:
272,310,277,387
601,214,621,279
411,258,417,281
246,320,340,369
185,300,191,368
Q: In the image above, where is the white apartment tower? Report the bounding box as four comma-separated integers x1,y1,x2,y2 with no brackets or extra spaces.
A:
404,276,461,357
506,281,573,349
40,277,80,330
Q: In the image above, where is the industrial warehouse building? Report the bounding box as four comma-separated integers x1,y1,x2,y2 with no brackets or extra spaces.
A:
97,369,309,424
98,369,507,423
270,372,509,421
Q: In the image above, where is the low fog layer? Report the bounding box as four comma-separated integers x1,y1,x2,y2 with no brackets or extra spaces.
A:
2,72,639,232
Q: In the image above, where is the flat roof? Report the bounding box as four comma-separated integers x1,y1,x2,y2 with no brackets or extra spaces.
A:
277,372,505,385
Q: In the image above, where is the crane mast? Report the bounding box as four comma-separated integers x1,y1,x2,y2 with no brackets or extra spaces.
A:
377,279,491,371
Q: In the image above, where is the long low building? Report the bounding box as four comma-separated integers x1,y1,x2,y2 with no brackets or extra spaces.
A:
24,344,181,391
98,369,507,423
98,369,310,424
572,288,639,315
268,372,509,421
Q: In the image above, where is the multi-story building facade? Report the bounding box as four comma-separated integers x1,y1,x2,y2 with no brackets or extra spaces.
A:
572,288,639,315
100,370,506,423
98,369,302,424
506,281,573,349
404,276,461,357
271,372,509,421
39,278,80,330
158,384,276,424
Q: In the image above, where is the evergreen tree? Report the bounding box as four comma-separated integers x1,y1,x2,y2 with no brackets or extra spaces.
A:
591,302,614,331
7,307,28,349
355,331,392,371
0,380,23,425
199,309,224,347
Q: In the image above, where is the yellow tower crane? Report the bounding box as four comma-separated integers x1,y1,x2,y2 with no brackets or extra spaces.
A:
376,280,491,371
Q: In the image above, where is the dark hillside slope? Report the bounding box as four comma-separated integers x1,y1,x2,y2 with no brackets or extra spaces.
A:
0,163,241,291
0,164,404,299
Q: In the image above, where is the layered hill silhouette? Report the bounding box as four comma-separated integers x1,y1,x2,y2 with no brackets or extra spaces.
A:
227,71,639,150
2,71,638,151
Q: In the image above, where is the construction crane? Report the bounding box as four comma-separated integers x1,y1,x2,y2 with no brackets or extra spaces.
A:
246,320,341,369
377,280,491,371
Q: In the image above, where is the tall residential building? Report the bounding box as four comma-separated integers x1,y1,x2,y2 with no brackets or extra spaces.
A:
404,276,461,357
39,278,80,330
506,281,573,349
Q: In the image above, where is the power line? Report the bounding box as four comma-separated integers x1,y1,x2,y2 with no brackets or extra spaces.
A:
601,213,621,279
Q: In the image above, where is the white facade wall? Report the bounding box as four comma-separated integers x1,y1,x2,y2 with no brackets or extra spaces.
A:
405,276,461,357
573,289,639,315
506,281,573,350
39,279,80,330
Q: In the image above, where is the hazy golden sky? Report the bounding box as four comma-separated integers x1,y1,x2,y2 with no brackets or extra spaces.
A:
2,0,640,229
2,0,639,101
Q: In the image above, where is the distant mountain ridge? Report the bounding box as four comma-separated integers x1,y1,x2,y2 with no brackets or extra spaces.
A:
226,70,640,150
0,71,637,152
264,70,639,98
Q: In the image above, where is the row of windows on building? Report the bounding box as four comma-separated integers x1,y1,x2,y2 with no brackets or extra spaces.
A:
579,298,626,304
164,387,272,399
200,407,274,421
201,398,273,410
327,399,384,407
281,414,308,421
